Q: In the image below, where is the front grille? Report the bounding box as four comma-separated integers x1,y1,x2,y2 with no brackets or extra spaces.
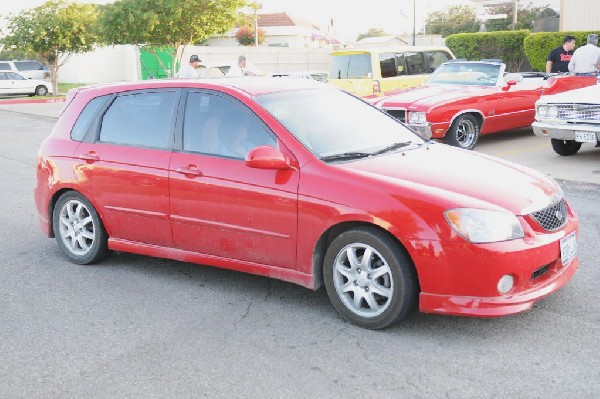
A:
531,264,550,280
530,198,568,231
553,104,600,122
386,109,406,123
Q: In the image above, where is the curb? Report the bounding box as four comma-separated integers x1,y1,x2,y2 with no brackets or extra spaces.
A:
0,97,66,105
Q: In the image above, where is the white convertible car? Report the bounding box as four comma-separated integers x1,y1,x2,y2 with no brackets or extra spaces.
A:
533,83,600,155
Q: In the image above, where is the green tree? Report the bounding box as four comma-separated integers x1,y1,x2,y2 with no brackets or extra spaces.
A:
484,2,555,31
425,5,480,37
98,0,246,77
0,0,100,95
356,28,388,42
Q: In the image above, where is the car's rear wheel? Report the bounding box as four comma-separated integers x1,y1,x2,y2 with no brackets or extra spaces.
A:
323,227,418,329
53,192,111,264
35,85,49,96
551,139,582,156
444,114,480,150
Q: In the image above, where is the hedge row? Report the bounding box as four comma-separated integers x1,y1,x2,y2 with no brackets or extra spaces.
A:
446,30,600,72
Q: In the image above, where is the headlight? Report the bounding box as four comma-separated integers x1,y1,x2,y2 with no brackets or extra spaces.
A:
445,208,524,243
408,111,427,124
537,104,548,118
547,105,559,118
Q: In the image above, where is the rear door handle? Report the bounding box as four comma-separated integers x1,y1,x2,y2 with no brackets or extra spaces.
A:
79,152,100,163
175,165,203,177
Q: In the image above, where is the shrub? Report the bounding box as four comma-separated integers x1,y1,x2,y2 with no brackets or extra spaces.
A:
524,31,598,71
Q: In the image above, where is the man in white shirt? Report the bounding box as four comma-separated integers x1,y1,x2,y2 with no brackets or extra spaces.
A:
568,34,600,76
176,55,201,78
226,55,257,77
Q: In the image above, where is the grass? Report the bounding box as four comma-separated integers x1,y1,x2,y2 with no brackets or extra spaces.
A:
58,82,89,95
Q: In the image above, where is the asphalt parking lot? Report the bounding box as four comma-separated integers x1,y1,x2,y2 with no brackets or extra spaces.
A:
1,101,599,398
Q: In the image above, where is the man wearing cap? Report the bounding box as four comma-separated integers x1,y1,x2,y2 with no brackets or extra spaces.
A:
568,34,600,76
177,55,201,78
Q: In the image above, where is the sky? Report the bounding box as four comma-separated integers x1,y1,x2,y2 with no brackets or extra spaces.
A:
0,0,561,42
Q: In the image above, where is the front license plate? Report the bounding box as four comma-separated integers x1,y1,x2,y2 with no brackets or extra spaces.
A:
560,231,577,266
574,131,597,143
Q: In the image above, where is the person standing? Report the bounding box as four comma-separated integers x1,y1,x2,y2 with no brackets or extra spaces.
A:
176,54,201,78
226,55,258,77
568,34,600,76
546,35,576,73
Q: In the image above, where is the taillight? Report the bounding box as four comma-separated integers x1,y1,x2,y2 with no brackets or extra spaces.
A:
373,80,380,94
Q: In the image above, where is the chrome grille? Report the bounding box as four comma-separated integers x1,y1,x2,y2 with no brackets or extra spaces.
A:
386,109,406,123
530,198,568,231
554,104,600,122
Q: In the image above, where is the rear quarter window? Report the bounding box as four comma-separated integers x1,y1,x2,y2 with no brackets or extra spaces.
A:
0,62,10,71
70,95,111,141
14,61,44,71
329,54,372,79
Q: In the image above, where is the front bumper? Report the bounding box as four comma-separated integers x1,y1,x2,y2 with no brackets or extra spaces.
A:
419,255,579,317
532,121,600,141
406,123,433,139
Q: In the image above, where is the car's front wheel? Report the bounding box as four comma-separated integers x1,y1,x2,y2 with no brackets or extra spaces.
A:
551,139,582,156
444,114,480,150
323,227,418,329
53,192,111,264
34,85,49,96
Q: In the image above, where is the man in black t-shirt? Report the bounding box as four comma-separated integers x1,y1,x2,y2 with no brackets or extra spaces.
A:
546,35,577,73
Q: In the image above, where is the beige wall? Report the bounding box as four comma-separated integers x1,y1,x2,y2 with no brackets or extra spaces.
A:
560,0,600,31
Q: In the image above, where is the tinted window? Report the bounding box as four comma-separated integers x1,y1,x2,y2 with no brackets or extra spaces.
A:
379,52,408,78
71,95,110,141
183,92,276,159
15,61,43,71
405,52,426,75
329,54,372,79
0,63,10,71
99,91,176,148
425,51,452,73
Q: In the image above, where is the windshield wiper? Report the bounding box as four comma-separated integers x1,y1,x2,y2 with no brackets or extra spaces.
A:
320,152,372,162
370,141,413,155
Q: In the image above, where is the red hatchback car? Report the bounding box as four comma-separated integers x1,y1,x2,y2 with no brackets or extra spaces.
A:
35,78,579,329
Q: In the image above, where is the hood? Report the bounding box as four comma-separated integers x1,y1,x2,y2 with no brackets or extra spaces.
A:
538,83,600,104
377,84,496,109
339,144,561,215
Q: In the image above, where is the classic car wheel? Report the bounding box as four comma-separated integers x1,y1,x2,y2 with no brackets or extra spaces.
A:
323,227,418,329
445,114,480,150
35,85,49,96
53,192,111,264
550,139,582,156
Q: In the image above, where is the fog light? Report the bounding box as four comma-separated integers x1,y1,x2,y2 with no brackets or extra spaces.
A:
497,275,514,294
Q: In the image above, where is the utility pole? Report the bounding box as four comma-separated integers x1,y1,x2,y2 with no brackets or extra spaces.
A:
512,0,518,30
412,0,416,46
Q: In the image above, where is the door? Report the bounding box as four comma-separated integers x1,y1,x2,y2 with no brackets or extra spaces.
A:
494,77,543,131
169,91,299,269
73,89,179,247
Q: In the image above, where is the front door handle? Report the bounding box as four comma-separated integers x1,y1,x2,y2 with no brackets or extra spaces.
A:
175,164,203,177
79,152,100,163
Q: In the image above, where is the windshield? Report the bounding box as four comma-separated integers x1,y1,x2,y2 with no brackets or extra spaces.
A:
255,89,424,160
427,62,502,86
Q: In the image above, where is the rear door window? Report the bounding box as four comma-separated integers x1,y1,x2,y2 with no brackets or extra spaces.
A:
0,63,10,71
329,54,372,79
379,52,409,77
99,91,177,149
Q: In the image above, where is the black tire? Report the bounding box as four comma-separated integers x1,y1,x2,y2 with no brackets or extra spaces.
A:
52,191,111,264
444,114,480,150
551,138,582,156
35,85,48,96
323,227,419,329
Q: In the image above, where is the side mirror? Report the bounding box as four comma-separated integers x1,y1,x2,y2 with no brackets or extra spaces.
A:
502,80,517,91
245,146,291,170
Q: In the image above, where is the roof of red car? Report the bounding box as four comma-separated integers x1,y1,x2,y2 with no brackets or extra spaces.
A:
70,77,329,99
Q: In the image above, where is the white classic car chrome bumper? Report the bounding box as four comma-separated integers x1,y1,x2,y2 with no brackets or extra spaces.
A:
532,121,600,141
